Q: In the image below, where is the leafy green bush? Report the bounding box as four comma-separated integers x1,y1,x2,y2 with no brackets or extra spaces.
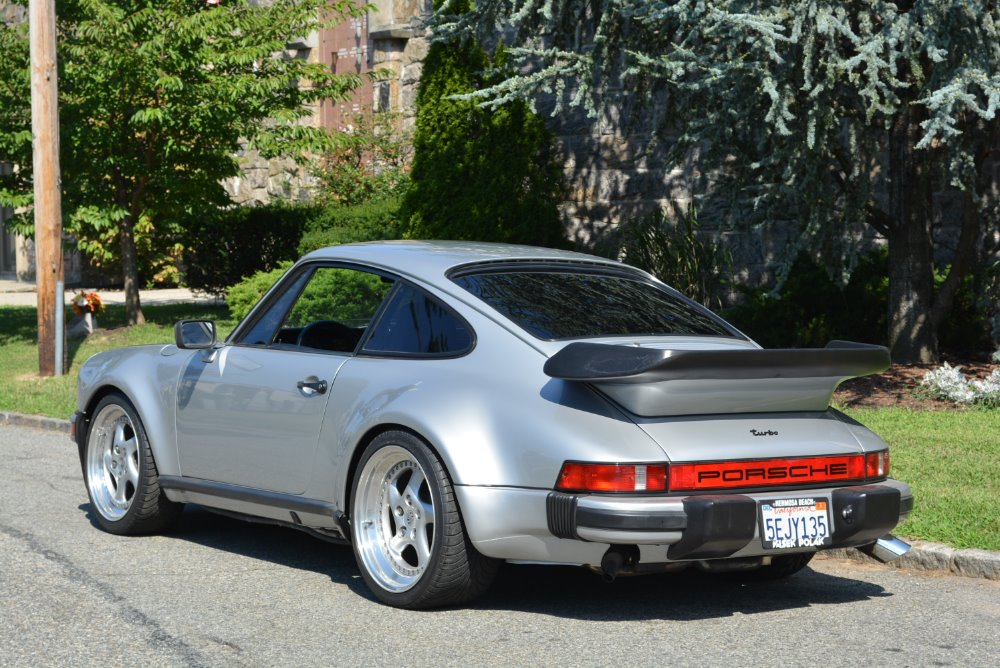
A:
225,261,293,322
724,248,991,353
402,10,565,247
598,206,732,309
312,111,411,207
184,203,311,295
297,197,403,255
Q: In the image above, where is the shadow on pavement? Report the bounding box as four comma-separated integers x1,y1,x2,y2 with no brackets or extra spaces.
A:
80,502,890,618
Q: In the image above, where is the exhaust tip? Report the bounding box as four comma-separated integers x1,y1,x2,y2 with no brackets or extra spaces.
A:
859,535,911,563
600,545,640,582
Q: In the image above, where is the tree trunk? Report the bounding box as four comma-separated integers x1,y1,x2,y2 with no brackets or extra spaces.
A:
885,107,936,364
120,215,145,325
930,191,980,332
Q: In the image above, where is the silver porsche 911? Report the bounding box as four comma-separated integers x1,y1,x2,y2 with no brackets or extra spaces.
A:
71,241,913,608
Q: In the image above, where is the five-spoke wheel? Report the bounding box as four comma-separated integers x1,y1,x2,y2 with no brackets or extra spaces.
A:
82,393,181,534
351,431,498,608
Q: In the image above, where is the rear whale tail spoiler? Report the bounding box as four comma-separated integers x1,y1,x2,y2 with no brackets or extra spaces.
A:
543,340,889,416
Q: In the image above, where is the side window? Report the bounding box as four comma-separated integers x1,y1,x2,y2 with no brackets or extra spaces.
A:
239,269,311,346
285,267,394,353
237,265,394,352
364,284,473,356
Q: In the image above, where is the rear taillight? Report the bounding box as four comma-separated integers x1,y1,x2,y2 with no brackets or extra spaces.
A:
865,450,890,479
555,463,668,493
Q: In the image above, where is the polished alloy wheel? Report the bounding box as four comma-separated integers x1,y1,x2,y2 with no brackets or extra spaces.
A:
86,403,140,521
354,445,436,593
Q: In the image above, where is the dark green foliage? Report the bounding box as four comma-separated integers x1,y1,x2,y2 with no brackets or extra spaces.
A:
286,268,391,327
183,203,312,295
297,197,403,255
598,206,732,309
403,27,565,246
225,262,294,322
724,250,990,354
444,1,1000,362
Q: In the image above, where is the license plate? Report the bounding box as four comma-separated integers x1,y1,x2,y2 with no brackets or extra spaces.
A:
758,498,832,550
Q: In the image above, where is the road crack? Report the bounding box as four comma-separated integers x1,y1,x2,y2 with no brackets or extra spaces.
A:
0,521,211,668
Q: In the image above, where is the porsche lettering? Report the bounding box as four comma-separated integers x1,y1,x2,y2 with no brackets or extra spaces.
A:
697,462,850,483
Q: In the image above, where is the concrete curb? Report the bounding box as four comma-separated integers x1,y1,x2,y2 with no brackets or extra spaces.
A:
820,542,1000,580
0,411,71,434
2,411,998,581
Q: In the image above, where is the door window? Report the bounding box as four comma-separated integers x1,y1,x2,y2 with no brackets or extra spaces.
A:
238,265,394,353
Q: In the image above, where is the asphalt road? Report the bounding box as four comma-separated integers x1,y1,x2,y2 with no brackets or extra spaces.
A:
2,424,997,668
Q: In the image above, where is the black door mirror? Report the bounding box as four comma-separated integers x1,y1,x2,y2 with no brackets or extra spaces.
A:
174,320,216,349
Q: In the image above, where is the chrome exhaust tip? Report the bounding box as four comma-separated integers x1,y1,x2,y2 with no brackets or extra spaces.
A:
858,535,911,563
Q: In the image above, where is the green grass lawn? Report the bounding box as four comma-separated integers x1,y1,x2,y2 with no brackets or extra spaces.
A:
843,407,1000,551
0,304,236,419
1,304,997,550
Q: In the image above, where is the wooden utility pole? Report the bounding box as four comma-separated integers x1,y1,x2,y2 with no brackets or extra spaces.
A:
29,0,64,376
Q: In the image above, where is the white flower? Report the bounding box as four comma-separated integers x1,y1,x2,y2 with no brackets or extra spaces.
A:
921,363,1000,406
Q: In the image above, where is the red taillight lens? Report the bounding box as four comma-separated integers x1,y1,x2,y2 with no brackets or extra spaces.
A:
555,463,668,493
865,451,890,479
669,455,866,492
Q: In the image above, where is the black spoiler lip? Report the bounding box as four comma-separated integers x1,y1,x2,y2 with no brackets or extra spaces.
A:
543,340,890,384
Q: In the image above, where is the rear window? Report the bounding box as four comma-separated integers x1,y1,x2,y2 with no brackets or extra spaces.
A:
451,269,736,340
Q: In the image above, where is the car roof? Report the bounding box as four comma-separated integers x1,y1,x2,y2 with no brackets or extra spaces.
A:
299,240,628,284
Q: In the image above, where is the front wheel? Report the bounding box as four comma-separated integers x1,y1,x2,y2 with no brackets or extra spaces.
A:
350,431,498,608
83,393,182,535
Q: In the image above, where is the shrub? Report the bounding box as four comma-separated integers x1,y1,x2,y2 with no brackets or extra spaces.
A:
598,206,732,309
225,261,293,321
920,364,1000,407
402,8,565,247
312,110,411,207
297,197,403,255
724,248,991,353
184,203,311,295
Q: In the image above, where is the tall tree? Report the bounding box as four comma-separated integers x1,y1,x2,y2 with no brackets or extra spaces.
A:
403,0,565,247
441,0,1000,362
0,0,365,324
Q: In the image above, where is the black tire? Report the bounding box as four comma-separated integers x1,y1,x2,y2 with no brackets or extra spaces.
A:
725,552,816,581
350,430,499,608
82,393,182,535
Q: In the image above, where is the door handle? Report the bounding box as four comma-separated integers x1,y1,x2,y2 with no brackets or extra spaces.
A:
297,377,328,395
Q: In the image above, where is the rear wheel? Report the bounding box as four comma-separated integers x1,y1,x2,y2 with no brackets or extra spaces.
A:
83,393,182,535
350,431,498,608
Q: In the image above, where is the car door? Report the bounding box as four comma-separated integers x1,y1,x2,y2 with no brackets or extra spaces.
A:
176,263,394,494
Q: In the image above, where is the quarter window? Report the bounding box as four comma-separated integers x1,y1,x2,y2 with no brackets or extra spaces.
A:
364,284,473,356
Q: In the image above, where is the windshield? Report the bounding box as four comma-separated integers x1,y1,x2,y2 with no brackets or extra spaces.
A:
451,268,739,341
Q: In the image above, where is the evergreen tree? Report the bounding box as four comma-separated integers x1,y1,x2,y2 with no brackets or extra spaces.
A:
441,0,1000,362
403,1,565,247
0,0,366,324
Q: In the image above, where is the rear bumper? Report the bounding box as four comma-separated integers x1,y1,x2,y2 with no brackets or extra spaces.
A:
546,479,913,560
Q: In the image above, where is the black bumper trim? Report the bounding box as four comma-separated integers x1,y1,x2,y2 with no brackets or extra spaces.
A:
546,492,579,539
70,410,85,445
666,495,757,560
577,507,687,532
547,483,909,560
831,485,903,548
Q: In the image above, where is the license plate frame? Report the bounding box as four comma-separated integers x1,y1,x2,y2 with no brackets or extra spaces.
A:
758,497,832,550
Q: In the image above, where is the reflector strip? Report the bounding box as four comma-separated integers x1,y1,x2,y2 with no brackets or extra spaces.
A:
669,455,868,491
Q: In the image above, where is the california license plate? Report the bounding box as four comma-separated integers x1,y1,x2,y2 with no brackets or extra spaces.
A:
759,498,832,549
